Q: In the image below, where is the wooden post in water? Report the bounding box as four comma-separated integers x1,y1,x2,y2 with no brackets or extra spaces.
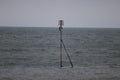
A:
58,20,73,68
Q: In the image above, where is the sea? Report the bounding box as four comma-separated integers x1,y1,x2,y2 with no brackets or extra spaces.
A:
0,27,120,80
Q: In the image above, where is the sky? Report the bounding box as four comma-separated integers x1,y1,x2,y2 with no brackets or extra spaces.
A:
0,0,120,28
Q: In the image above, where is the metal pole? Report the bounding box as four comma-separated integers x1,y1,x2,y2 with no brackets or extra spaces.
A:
59,27,63,68
59,20,63,68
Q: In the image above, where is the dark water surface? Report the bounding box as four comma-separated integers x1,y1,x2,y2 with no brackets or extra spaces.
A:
0,27,120,68
0,27,120,80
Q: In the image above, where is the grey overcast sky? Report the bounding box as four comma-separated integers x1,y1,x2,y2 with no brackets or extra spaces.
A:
0,0,120,28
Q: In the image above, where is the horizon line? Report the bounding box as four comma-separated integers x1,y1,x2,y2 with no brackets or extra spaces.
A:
0,26,120,28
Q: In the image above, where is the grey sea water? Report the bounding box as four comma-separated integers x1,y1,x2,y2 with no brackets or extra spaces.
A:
0,27,120,80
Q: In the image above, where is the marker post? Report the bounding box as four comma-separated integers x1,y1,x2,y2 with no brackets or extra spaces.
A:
58,20,73,68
